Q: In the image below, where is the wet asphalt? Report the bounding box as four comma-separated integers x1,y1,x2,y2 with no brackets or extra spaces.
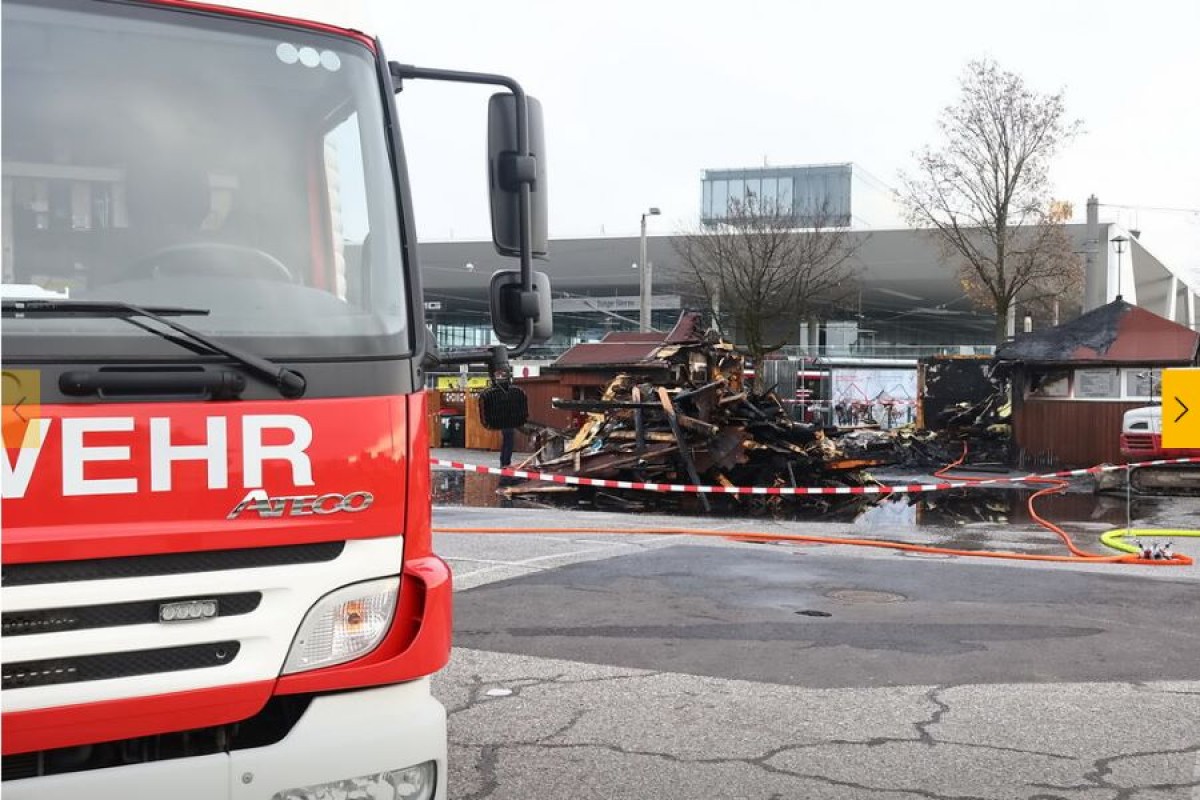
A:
431,454,1200,799
450,542,1200,689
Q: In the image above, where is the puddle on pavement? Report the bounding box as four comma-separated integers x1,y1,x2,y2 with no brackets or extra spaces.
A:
432,470,1159,529
850,489,1146,529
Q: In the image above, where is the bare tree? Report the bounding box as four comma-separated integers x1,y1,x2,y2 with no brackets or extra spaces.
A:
899,59,1084,343
672,193,860,384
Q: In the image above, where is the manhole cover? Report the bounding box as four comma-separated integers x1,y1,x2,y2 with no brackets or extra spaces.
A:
825,589,907,604
795,609,833,617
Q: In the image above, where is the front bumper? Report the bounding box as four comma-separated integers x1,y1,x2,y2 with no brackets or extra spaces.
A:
4,679,447,800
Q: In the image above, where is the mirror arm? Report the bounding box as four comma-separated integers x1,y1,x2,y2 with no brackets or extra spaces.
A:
509,318,534,358
431,320,532,370
430,347,498,367
389,63,537,362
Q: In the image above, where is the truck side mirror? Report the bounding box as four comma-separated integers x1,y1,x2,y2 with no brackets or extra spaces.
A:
489,269,552,345
487,94,547,259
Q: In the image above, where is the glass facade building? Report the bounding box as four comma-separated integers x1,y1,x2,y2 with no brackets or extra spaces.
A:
701,164,853,227
700,163,901,229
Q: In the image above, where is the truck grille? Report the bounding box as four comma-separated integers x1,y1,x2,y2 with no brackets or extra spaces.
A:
2,694,313,781
2,541,344,587
2,592,260,637
0,536,399,755
3,641,241,690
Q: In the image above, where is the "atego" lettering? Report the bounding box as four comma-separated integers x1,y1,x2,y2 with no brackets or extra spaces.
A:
227,489,374,519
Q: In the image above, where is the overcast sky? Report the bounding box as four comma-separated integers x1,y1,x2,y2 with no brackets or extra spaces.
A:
376,0,1200,287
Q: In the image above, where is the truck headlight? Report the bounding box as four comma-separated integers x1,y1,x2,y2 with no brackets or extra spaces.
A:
271,760,436,800
283,577,399,674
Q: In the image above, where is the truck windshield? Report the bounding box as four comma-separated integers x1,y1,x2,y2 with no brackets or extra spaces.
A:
1,0,409,359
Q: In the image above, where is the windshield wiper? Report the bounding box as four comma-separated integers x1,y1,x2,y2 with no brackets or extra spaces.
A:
2,299,209,317
2,299,307,399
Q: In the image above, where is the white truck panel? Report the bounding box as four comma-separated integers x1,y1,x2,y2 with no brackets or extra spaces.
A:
3,536,403,711
5,680,447,800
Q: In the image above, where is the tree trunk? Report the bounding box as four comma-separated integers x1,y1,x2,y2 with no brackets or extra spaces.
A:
993,300,1011,345
748,347,766,393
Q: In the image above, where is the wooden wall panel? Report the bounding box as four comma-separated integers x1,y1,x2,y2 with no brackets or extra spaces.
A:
1015,399,1146,468
425,389,442,448
514,375,573,452
464,392,503,451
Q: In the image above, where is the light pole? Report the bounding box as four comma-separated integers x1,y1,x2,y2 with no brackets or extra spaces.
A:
1112,235,1128,301
639,207,661,332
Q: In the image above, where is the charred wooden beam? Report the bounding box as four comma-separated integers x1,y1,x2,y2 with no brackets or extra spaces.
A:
500,482,579,495
736,400,771,420
676,414,720,437
674,379,726,402
608,430,676,443
657,386,710,511
571,442,679,476
553,399,661,411
632,385,645,454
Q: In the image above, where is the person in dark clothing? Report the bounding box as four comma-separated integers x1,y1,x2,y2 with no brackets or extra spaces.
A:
499,427,515,468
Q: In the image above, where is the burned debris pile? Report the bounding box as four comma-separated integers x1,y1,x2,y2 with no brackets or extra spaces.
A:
838,390,1011,468
535,347,883,506
505,317,1012,513
518,335,883,511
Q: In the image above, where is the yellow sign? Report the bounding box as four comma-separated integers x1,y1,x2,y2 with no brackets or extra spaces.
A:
1162,368,1200,449
2,369,42,449
435,375,489,391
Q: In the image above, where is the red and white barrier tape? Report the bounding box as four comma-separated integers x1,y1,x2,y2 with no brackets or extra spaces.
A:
428,456,1200,496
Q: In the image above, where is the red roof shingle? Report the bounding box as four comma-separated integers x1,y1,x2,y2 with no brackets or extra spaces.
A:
551,342,665,369
551,312,707,370
996,300,1199,365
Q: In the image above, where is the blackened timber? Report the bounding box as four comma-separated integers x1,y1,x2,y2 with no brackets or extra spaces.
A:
538,442,678,476
553,399,661,411
736,400,771,420
632,386,646,454
674,379,726,402
676,414,720,437
657,386,711,511
608,430,675,443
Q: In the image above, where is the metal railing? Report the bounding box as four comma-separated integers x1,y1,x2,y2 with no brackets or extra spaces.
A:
435,341,997,361
776,343,995,359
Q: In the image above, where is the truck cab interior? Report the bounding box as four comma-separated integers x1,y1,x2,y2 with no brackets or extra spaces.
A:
2,0,410,359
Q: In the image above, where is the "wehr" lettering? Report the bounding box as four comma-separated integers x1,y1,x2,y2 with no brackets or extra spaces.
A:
1,415,314,499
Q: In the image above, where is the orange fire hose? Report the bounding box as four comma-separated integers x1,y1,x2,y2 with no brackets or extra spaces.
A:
434,444,1193,566
932,442,1140,561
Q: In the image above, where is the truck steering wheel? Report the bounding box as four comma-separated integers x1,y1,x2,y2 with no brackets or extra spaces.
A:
128,242,294,283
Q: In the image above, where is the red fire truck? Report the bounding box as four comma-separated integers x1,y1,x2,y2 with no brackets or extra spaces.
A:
1,1,550,797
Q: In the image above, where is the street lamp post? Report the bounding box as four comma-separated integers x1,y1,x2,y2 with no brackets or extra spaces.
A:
1112,235,1129,301
639,207,661,332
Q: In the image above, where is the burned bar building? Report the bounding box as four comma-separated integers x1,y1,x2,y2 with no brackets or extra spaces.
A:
994,300,1200,468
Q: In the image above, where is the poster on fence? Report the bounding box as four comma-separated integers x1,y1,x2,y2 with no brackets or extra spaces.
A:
829,367,918,429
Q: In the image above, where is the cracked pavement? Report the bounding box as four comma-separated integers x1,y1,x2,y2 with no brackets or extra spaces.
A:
432,503,1200,799
436,650,1200,800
